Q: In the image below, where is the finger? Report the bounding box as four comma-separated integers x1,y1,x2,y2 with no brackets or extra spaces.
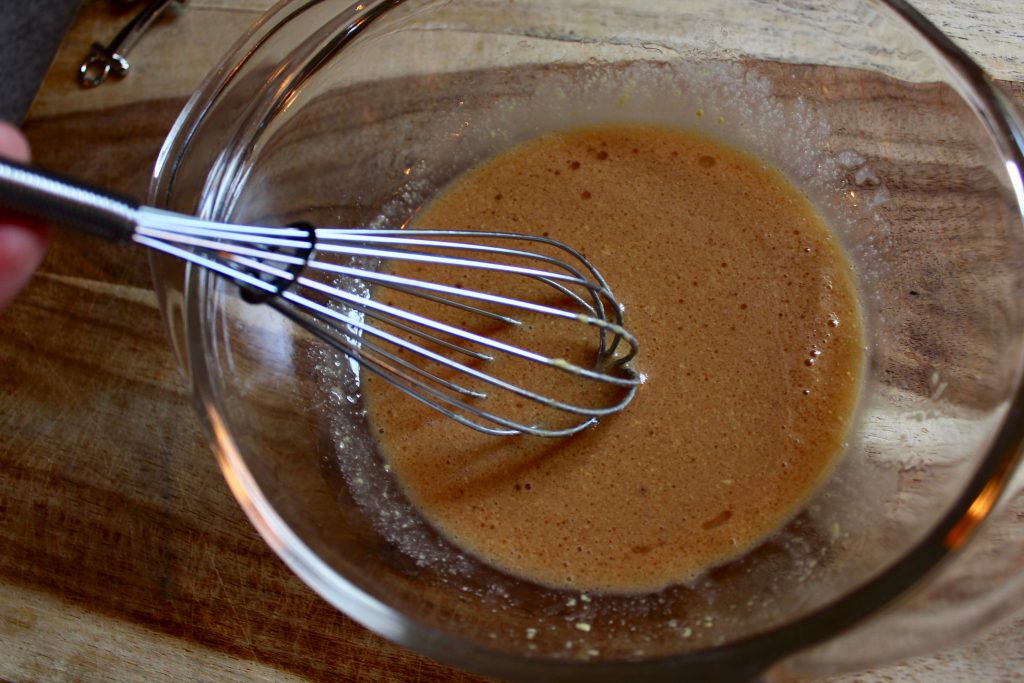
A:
0,122,48,311
0,121,31,162
0,223,48,310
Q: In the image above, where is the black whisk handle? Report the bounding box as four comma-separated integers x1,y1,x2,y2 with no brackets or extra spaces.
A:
0,157,139,242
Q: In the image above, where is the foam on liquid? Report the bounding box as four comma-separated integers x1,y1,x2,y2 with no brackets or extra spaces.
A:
362,125,864,594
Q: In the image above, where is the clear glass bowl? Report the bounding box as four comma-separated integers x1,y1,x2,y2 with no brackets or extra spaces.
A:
148,1,1024,680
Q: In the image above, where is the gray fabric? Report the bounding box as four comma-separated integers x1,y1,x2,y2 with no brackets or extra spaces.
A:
0,0,82,122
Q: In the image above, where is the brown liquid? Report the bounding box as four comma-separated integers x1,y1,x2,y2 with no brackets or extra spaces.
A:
363,125,864,593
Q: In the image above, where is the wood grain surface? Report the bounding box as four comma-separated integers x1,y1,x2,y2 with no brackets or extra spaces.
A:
2,1,1024,682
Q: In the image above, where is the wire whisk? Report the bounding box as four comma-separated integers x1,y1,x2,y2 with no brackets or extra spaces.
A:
0,158,639,436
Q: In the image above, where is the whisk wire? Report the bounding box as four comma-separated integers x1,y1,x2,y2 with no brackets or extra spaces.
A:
134,234,278,295
138,224,314,252
273,295,616,438
297,274,572,377
276,287,622,430
379,283,523,326
139,228,309,266
314,229,621,329
306,258,610,334
262,297,525,436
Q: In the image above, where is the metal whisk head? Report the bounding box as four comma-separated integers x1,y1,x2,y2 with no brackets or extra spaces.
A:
135,208,639,436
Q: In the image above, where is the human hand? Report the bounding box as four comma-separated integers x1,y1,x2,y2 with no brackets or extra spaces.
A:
0,122,48,311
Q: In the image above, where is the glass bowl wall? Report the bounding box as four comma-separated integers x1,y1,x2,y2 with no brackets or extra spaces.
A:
149,1,1024,680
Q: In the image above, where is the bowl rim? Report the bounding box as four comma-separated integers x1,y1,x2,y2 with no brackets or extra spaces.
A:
149,0,1024,680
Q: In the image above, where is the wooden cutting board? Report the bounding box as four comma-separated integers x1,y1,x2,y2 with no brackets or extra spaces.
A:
2,1,1023,681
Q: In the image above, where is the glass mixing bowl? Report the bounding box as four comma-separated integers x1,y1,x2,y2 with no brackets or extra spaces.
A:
148,1,1024,680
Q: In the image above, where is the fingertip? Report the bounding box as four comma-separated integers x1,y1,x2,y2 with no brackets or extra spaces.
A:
0,121,31,163
0,121,43,310
0,222,49,310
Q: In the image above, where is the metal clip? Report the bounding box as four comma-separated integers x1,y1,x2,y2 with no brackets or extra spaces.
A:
78,0,188,88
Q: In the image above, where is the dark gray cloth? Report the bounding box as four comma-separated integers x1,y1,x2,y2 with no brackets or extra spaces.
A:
0,0,82,122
